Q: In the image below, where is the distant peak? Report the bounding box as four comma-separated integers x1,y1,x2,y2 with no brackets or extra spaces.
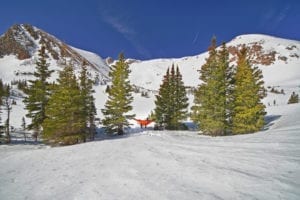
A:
230,33,300,44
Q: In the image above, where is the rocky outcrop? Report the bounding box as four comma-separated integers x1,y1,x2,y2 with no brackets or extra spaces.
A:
228,42,276,65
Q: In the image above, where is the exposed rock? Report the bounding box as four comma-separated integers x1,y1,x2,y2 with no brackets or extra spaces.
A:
0,24,34,59
286,45,297,50
228,43,276,65
290,53,299,58
106,57,114,65
278,56,288,61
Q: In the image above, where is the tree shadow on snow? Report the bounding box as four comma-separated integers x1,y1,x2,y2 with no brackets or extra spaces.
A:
263,115,281,131
0,131,43,146
7,140,43,145
94,127,152,141
2,135,43,146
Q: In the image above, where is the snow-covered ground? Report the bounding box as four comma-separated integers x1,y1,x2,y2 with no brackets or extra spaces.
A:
1,103,299,200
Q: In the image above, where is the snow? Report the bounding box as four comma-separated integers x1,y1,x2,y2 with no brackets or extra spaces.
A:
129,55,207,90
126,34,300,121
129,34,300,91
1,33,300,199
1,103,300,200
71,46,110,77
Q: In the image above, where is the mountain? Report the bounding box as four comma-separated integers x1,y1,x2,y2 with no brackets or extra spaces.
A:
0,25,300,199
126,34,300,118
0,24,110,83
128,34,300,91
0,24,299,126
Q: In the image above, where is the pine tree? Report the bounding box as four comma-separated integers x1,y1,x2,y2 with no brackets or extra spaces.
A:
102,53,135,135
154,64,188,130
79,64,96,140
232,46,266,134
192,37,217,135
287,91,299,104
23,46,53,141
166,66,177,129
172,66,189,129
154,68,170,127
219,42,235,133
87,95,97,140
1,84,13,143
192,38,230,136
43,64,85,145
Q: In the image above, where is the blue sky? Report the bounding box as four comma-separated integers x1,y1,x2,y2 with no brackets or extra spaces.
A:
1,0,299,60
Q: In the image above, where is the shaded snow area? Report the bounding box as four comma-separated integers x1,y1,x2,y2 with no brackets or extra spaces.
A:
1,103,300,200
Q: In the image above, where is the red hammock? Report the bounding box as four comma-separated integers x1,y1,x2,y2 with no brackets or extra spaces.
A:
134,118,153,127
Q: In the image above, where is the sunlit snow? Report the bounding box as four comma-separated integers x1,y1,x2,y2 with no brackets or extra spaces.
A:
0,34,300,199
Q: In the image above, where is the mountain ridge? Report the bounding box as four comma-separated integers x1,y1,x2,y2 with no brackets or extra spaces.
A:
0,24,299,125
1,24,299,92
0,24,110,83
128,33,300,90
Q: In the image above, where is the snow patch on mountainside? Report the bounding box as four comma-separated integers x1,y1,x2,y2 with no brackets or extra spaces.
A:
0,55,61,84
71,47,109,78
129,54,208,90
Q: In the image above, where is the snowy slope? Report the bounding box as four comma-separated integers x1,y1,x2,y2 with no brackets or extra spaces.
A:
129,34,300,90
0,24,110,84
126,34,300,119
0,103,299,200
129,54,207,90
71,46,109,79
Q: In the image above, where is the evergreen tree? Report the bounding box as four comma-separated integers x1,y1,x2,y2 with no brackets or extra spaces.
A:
79,64,96,140
172,66,189,129
2,84,12,143
166,65,177,129
87,95,97,140
154,64,188,130
219,42,235,133
43,64,85,145
0,84,14,143
287,91,299,104
232,47,266,134
23,46,53,141
102,53,135,135
155,68,170,127
192,38,230,136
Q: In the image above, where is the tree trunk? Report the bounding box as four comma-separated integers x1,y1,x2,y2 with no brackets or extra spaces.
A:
117,125,124,135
